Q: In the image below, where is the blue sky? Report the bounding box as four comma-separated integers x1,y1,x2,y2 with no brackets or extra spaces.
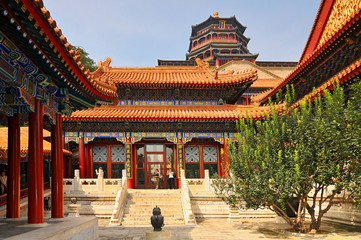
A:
43,0,321,67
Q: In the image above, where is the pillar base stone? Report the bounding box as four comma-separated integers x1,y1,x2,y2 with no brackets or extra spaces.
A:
68,204,81,217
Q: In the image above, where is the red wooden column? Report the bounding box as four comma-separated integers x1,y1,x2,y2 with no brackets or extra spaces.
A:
177,140,184,189
87,145,92,178
28,99,44,223
78,136,85,178
223,139,230,178
84,144,88,178
7,114,20,218
125,141,134,188
67,158,73,178
51,113,64,218
84,144,92,178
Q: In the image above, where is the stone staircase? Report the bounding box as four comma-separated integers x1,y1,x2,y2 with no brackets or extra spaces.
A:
121,189,185,226
190,190,276,219
190,190,230,219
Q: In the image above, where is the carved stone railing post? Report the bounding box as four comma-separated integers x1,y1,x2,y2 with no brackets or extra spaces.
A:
180,169,196,225
122,169,127,184
72,169,83,193
68,198,81,217
109,169,128,225
204,169,210,191
181,169,185,180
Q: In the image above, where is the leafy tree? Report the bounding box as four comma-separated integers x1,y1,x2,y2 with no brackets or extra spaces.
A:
213,81,361,233
71,46,97,72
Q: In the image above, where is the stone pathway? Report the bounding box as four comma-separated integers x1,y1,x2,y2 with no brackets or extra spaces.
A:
98,218,361,240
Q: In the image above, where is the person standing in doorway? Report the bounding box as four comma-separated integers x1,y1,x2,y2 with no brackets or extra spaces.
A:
0,171,7,195
154,169,160,189
95,167,104,178
95,167,104,191
167,169,175,189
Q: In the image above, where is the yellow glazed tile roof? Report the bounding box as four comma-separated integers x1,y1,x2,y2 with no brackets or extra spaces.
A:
64,104,279,121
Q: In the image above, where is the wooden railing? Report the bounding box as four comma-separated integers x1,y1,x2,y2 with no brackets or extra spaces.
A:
0,183,49,206
191,39,238,51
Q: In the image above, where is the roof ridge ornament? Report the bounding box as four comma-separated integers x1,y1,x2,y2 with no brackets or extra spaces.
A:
195,58,210,70
196,58,219,79
214,12,219,18
97,57,112,72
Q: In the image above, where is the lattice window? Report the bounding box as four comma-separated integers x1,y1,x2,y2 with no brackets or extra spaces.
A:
93,146,107,162
203,146,218,163
111,146,125,163
185,146,199,163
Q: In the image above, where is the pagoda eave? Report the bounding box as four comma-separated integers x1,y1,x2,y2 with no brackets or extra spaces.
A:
214,53,259,59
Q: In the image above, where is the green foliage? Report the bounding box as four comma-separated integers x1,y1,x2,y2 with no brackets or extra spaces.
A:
71,46,97,72
212,80,361,233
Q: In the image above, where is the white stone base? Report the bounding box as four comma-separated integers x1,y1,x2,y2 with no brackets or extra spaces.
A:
275,216,287,224
146,230,171,240
0,216,98,240
323,202,361,226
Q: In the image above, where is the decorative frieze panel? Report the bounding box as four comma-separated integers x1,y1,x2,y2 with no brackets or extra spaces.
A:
318,0,361,48
119,99,218,106
0,30,63,116
43,105,56,125
131,132,177,138
183,132,223,138
63,121,237,133
84,132,126,138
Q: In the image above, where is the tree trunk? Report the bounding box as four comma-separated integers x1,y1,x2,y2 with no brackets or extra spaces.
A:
309,217,321,233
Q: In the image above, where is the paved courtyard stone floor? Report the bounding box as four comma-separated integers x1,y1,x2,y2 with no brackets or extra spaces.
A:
98,218,361,240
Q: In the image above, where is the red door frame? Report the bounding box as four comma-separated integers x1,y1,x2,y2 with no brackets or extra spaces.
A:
134,143,176,188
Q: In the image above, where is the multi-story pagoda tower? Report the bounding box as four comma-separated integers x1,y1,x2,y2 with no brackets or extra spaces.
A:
186,12,258,66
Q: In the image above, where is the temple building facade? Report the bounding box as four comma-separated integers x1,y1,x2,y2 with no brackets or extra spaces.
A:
0,0,361,231
63,58,263,188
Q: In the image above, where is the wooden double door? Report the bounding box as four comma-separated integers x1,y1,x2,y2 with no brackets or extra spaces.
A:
135,144,174,188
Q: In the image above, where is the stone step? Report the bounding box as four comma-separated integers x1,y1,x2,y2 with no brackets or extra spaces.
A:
123,216,184,221
80,211,114,215
84,202,115,206
125,209,182,214
128,192,180,196
122,189,184,226
127,199,181,204
126,213,183,219
125,205,182,209
124,209,182,214
128,195,180,199
122,220,185,226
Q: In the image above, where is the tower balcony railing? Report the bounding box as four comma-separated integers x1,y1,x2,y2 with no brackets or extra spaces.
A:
191,39,239,52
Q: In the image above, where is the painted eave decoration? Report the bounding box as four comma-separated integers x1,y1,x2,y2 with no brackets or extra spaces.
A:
0,0,118,113
254,0,361,106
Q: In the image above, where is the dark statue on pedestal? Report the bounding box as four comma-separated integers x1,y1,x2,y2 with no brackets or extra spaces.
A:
151,206,164,231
